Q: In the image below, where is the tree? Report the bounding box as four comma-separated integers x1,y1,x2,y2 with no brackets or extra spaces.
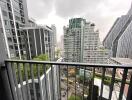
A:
32,54,49,76
15,54,50,82
33,54,49,61
78,75,92,85
68,95,81,100
55,48,61,58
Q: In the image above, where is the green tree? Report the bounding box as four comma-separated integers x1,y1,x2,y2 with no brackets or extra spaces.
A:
68,95,81,100
55,48,61,58
15,54,50,82
32,54,49,76
78,75,92,85
33,54,49,61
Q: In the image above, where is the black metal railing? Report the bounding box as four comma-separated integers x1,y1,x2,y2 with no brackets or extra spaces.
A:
2,59,132,100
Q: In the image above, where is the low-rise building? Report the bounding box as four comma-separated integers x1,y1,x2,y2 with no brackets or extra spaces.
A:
21,25,55,61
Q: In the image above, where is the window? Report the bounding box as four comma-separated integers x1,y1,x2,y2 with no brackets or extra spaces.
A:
29,37,32,41
4,20,8,26
9,45,13,49
19,3,23,9
6,29,10,34
19,0,23,3
21,17,25,23
8,10,12,18
21,51,23,55
17,30,20,36
20,44,23,49
45,37,47,41
15,16,20,21
12,29,15,35
16,22,19,28
20,10,24,17
18,37,21,43
10,21,14,28
7,37,12,42
6,0,10,3
13,38,17,43
2,10,8,17
15,46,18,50
30,44,32,47
7,3,12,11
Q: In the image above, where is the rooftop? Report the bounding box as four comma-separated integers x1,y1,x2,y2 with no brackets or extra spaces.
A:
110,57,132,65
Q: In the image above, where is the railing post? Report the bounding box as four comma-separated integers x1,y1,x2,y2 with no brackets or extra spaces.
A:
127,72,132,100
0,65,13,100
119,68,128,100
5,62,18,100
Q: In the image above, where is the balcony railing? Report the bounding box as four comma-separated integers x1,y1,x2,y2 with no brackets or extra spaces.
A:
1,59,132,100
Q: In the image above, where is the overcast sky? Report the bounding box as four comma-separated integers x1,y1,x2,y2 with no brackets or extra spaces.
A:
27,0,131,42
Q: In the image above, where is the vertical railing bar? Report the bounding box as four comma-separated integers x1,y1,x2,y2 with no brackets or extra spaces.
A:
78,65,81,99
37,64,43,100
43,64,48,100
91,67,95,100
5,62,18,100
51,64,55,100
58,65,61,100
11,62,20,100
23,63,31,100
100,67,106,100
126,70,132,100
119,68,128,100
17,63,26,100
82,66,86,100
75,66,77,100
109,68,116,100
67,65,68,100
30,63,37,100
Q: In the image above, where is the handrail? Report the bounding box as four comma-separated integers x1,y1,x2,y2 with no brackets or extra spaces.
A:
4,59,132,100
5,59,132,68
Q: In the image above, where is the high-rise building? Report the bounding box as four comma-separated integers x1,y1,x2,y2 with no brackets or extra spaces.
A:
64,18,85,62
103,5,132,57
0,0,29,59
22,25,55,61
116,20,132,58
64,18,108,63
59,35,64,57
51,25,57,46
0,0,57,100
82,22,100,63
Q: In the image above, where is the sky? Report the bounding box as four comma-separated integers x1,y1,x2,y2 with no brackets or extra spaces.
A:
27,0,131,42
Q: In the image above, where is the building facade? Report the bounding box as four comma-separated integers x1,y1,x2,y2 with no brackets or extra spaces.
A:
64,18,108,63
64,18,85,62
116,20,132,58
51,24,57,47
22,25,55,61
103,5,132,58
82,22,100,63
0,0,29,60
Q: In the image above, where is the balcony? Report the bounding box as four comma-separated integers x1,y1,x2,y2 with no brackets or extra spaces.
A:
0,59,132,100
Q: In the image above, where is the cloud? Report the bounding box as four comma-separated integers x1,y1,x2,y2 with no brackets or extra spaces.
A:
27,0,54,19
54,0,104,18
27,0,131,41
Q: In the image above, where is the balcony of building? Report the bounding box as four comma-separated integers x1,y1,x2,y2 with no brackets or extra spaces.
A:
0,59,132,100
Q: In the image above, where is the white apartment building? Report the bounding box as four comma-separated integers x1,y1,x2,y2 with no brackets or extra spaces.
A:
0,0,29,60
64,18,108,63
